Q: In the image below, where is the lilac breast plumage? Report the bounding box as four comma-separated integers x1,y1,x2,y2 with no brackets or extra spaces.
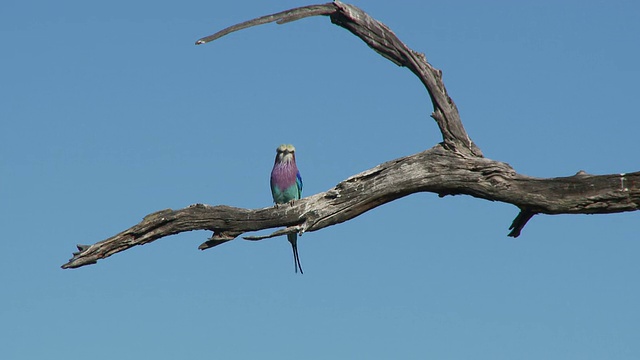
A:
271,162,297,190
270,160,301,204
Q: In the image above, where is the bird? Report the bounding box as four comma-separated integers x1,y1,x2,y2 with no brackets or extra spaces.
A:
270,144,304,274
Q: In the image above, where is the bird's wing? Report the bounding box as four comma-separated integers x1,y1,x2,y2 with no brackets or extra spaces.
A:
296,171,303,199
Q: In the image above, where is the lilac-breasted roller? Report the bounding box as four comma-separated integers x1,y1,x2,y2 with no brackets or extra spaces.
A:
270,144,304,274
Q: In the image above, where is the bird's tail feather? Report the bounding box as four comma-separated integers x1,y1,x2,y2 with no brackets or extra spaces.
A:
287,233,303,274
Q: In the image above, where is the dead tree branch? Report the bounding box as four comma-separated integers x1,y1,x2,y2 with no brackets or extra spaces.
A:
62,1,639,269
196,1,480,157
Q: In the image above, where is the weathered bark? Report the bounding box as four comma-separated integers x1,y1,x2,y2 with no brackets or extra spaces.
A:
62,1,639,269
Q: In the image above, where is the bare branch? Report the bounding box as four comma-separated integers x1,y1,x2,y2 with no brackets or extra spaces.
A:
62,2,639,269
62,147,640,268
196,1,481,156
195,3,336,45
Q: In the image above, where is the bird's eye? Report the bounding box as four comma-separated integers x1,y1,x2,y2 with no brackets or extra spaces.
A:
277,144,287,153
286,144,296,153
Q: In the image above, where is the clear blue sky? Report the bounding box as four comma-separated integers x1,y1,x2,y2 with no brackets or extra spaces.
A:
2,0,639,359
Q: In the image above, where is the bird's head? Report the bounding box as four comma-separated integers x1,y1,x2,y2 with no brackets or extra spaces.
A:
275,144,296,163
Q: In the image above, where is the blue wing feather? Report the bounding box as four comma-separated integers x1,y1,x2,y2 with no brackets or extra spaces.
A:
296,171,303,199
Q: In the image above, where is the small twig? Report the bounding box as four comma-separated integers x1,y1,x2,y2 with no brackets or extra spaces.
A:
508,209,536,238
195,3,336,45
243,226,301,241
